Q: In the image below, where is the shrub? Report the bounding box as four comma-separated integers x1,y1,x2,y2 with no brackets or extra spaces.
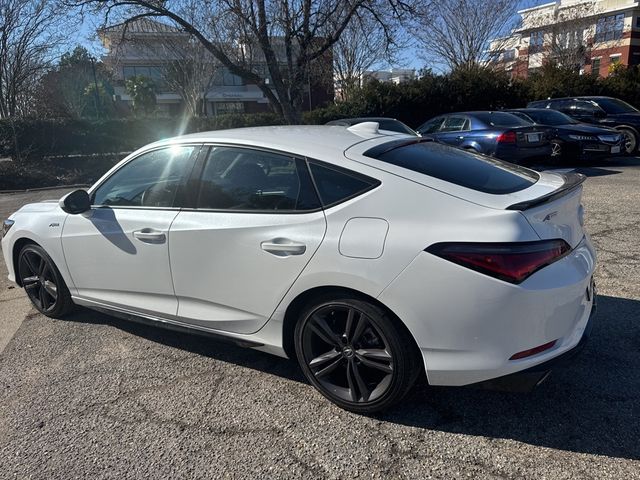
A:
0,113,285,161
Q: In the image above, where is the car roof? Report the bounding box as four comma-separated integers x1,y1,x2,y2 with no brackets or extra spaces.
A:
508,108,554,112
532,96,615,102
141,125,409,161
439,111,522,116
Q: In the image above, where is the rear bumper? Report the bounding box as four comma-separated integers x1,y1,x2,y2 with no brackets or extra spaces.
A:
379,236,597,387
472,286,597,392
494,144,552,163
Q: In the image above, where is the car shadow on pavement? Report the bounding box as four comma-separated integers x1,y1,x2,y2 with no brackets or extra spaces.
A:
65,294,639,460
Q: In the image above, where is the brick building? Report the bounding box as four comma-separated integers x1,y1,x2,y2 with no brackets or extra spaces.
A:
489,0,640,78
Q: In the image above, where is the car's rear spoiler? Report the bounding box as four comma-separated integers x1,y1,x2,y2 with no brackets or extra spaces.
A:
506,172,586,211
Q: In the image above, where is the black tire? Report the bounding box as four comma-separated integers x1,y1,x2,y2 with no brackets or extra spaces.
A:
618,127,638,155
17,244,74,318
294,293,422,414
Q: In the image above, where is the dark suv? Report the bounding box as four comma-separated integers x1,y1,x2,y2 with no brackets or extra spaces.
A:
527,96,640,154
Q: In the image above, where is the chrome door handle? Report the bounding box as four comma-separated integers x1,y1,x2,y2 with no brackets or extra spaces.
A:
261,239,306,257
133,229,166,244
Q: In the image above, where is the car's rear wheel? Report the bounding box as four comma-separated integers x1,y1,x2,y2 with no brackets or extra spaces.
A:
18,244,74,318
294,294,421,413
619,128,638,154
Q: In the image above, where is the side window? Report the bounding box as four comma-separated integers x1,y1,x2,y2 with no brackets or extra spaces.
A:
309,162,379,207
440,116,468,132
550,100,572,113
573,100,597,115
197,147,320,211
92,146,197,208
418,117,445,134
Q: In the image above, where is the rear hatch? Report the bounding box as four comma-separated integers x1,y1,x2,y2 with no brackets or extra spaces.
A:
506,172,585,248
349,138,586,248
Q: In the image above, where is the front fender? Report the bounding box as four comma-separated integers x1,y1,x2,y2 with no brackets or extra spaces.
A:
2,210,76,294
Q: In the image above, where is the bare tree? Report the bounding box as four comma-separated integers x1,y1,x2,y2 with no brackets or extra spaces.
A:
0,0,70,118
68,0,415,123
126,25,217,117
412,0,517,71
333,11,401,101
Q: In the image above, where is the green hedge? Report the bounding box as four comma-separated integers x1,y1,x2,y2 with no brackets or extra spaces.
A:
0,113,284,160
306,64,640,129
4,64,640,161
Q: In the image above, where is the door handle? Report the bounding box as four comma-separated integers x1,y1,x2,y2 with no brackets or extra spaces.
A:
133,228,166,244
261,239,306,257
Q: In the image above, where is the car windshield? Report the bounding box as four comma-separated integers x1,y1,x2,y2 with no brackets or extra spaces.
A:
364,140,539,194
520,110,578,125
473,112,530,127
594,98,639,114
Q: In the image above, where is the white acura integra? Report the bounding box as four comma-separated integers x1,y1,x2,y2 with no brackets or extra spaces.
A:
1,124,596,412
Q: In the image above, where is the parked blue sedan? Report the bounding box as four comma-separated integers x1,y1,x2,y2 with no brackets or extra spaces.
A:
416,111,552,164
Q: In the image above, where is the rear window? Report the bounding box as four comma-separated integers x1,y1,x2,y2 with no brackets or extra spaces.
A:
473,112,530,127
364,140,539,194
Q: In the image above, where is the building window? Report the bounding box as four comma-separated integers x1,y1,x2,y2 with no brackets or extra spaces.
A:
631,52,640,66
591,57,601,75
503,49,515,61
215,102,245,115
122,65,166,89
610,54,622,65
211,67,245,87
595,13,625,42
529,31,544,53
636,16,640,28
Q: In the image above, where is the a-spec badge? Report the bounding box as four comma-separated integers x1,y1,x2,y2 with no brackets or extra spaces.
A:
542,212,558,222
49,222,60,228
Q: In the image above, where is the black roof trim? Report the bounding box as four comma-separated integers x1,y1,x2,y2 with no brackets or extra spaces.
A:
506,172,586,210
363,137,434,158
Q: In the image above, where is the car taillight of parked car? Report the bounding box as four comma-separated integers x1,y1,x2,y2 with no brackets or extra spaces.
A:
425,239,571,284
497,131,517,144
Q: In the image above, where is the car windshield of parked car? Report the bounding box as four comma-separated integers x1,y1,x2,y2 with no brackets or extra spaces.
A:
473,112,530,128
522,110,578,125
365,140,539,194
594,98,639,114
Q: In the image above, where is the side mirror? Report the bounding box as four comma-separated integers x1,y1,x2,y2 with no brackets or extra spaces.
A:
59,189,91,214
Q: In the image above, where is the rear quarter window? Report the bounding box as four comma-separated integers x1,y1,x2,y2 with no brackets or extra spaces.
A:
309,162,379,207
364,140,539,194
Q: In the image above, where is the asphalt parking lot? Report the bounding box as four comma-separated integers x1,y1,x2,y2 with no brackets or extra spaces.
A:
1,159,639,479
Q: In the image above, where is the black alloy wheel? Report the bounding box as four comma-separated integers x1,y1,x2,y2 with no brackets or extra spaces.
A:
295,295,421,413
18,244,74,318
619,128,638,154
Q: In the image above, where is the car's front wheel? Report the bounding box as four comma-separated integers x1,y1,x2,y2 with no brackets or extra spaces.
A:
18,244,74,318
294,294,422,413
619,127,638,154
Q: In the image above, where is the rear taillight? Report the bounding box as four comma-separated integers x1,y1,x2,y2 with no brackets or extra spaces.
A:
497,131,517,144
426,239,571,284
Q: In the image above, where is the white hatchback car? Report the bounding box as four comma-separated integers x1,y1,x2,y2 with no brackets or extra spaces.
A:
1,124,596,412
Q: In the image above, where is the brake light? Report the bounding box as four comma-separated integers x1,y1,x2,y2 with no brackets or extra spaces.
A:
497,131,517,144
426,239,571,284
